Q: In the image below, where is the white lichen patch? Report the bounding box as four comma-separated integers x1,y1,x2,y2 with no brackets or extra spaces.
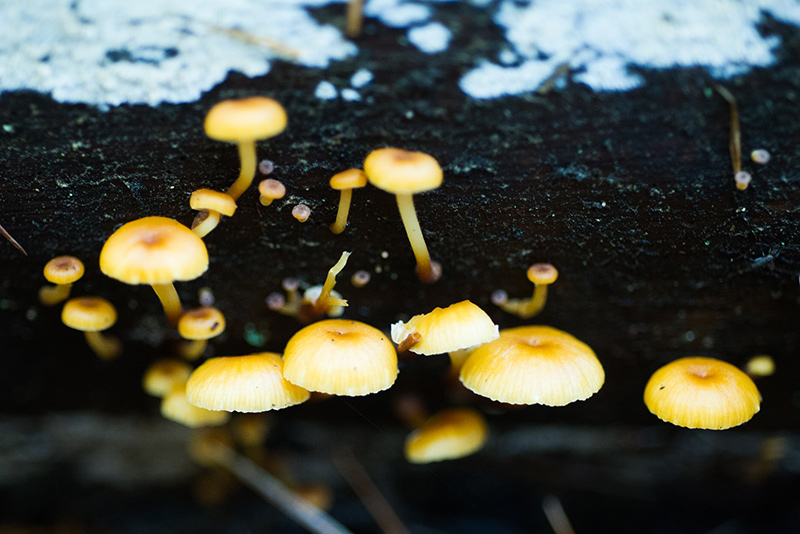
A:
407,22,451,54
460,0,800,99
315,80,339,100
350,69,374,88
0,0,356,107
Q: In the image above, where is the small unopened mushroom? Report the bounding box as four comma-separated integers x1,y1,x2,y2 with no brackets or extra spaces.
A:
143,359,193,397
328,168,367,234
62,296,121,360
643,356,761,430
292,204,311,222
178,306,227,360
364,148,443,283
404,407,488,464
745,355,775,377
734,170,752,191
100,217,209,325
495,263,558,319
258,178,286,206
39,256,84,306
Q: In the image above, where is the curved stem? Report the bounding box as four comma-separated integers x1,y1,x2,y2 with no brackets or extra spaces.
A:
152,283,183,325
395,193,439,283
227,141,257,201
85,331,121,360
313,252,351,316
179,339,207,360
192,210,222,238
517,284,549,318
329,190,353,234
38,283,72,306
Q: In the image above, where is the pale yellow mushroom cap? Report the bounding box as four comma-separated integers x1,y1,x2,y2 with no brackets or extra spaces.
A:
643,357,761,430
404,407,488,464
62,297,117,332
161,384,231,428
190,189,237,217
459,325,604,406
178,307,226,341
258,179,287,201
100,216,209,285
391,300,499,355
204,97,287,142
143,359,193,397
186,352,310,413
330,168,368,190
44,256,84,285
527,263,558,285
283,319,398,396
363,148,443,194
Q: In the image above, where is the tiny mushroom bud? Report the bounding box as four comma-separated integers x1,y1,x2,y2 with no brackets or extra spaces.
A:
258,178,286,206
750,149,770,164
328,168,368,234
283,319,398,396
643,357,761,430
292,204,311,222
39,255,84,306
258,159,275,175
745,355,775,377
495,263,558,319
364,147,443,283
404,407,489,464
61,296,121,360
735,170,752,191
178,306,227,360
100,217,209,325
351,269,371,288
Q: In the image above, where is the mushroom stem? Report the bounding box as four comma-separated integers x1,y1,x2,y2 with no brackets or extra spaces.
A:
517,284,549,318
192,210,222,238
395,193,440,283
85,331,121,360
345,0,364,38
227,141,258,201
179,339,208,360
38,283,73,306
329,189,353,234
152,283,183,325
313,252,351,316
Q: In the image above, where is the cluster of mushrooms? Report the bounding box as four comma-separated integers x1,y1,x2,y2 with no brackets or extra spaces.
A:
42,96,764,475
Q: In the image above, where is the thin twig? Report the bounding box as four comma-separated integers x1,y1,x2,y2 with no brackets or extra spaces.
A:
715,85,741,174
332,446,411,534
212,444,353,534
0,222,26,255
542,494,576,534
207,24,301,60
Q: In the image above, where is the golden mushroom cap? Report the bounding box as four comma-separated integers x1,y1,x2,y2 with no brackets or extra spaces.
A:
190,189,237,217
204,97,287,142
391,300,499,355
363,148,443,194
527,263,558,285
100,216,209,285
186,352,310,413
643,357,761,430
283,319,398,396
161,384,231,428
178,307,226,341
143,359,193,397
62,297,117,332
459,325,604,406
44,256,84,284
404,407,489,464
258,178,287,200
330,168,368,190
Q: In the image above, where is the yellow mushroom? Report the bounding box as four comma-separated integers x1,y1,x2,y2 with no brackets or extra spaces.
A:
404,407,489,464
328,168,367,234
177,306,227,360
643,357,761,430
100,216,209,325
142,359,193,397
363,148,443,283
258,178,286,206
61,296,121,360
495,263,558,319
162,383,231,428
39,255,84,306
459,325,604,406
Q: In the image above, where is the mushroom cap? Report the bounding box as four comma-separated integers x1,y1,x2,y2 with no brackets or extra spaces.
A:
62,296,117,332
162,384,231,428
44,255,84,284
363,148,443,194
258,178,286,200
100,216,208,285
186,352,310,413
404,407,489,464
283,319,398,396
178,307,226,341
330,168,368,190
527,263,558,285
204,97,287,143
643,357,761,430
143,359,193,397
391,300,499,355
459,325,604,406
190,189,237,217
